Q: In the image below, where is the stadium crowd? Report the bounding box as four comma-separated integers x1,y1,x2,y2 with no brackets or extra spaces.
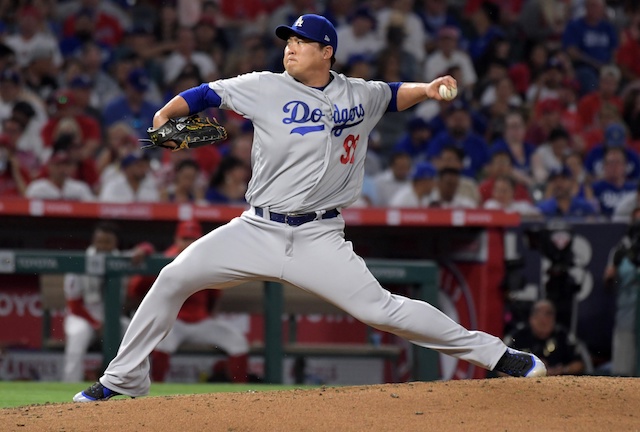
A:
0,0,639,221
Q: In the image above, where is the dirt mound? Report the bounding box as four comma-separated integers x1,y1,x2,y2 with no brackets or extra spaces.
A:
2,376,638,431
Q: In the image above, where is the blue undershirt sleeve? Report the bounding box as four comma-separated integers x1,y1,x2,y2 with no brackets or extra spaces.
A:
386,82,403,112
179,83,222,115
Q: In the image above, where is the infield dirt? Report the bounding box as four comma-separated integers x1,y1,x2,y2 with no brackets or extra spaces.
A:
1,376,638,431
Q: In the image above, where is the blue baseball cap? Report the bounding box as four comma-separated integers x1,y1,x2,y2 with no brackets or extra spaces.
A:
127,68,150,93
604,123,627,147
411,162,437,180
275,14,338,54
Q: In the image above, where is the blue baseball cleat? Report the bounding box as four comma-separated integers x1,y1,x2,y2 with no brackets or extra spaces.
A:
73,381,123,402
494,347,547,378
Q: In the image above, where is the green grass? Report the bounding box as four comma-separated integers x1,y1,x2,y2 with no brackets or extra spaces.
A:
0,382,313,409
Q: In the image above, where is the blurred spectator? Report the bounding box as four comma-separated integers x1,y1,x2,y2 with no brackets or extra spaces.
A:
162,26,217,87
433,146,481,206
322,0,355,29
194,16,229,69
96,121,139,186
604,207,640,376
1,116,40,178
41,89,101,158
373,152,412,207
590,147,637,217
392,117,432,161
59,7,104,59
503,299,585,376
536,167,597,217
11,100,47,164
349,174,378,208
376,0,428,65
334,7,381,71
562,0,618,94
532,127,571,185
426,102,489,178
218,0,269,37
67,74,101,122
480,77,522,142
508,42,550,97
41,131,100,192
102,68,162,140
585,123,640,180
423,26,476,94
622,87,640,142
62,0,125,48
428,167,476,208
153,2,179,44
612,183,640,223
483,175,541,216
525,98,564,146
75,42,120,111
518,0,570,48
62,221,132,382
205,156,250,205
479,150,532,204
4,5,63,69
466,1,504,75
98,151,160,203
0,68,49,142
0,41,15,69
389,161,437,207
25,150,95,201
490,111,536,187
161,159,206,204
0,134,30,197
21,45,59,103
616,8,640,82
525,56,567,104
577,64,623,128
564,151,594,201
417,0,462,43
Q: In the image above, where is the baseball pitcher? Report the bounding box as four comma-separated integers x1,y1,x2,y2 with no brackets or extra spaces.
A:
74,14,546,402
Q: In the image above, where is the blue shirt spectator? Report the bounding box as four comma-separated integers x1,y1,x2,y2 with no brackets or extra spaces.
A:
426,103,489,178
537,167,597,217
102,69,161,139
591,179,636,217
393,117,433,160
584,124,640,180
562,12,618,67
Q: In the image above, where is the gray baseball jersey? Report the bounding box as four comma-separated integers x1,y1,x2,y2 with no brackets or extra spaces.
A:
210,71,390,212
96,71,509,396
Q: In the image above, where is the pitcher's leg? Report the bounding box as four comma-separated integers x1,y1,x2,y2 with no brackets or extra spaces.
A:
101,216,281,396
284,222,506,370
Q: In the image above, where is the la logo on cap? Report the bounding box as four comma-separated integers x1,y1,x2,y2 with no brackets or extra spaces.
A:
294,17,304,27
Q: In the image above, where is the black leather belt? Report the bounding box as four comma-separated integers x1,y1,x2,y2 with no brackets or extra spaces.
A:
254,207,340,226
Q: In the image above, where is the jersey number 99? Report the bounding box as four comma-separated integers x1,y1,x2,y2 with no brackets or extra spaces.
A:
340,134,360,165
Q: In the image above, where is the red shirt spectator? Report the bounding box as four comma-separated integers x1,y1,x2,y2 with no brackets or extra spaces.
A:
62,7,123,47
616,13,640,81
41,90,101,156
577,65,624,127
0,136,30,197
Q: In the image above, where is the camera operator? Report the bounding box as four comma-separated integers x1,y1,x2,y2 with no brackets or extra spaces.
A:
603,206,640,376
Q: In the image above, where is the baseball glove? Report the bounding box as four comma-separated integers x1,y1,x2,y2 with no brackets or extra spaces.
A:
140,115,228,151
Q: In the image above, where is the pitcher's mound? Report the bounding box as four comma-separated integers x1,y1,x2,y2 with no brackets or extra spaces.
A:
2,376,638,431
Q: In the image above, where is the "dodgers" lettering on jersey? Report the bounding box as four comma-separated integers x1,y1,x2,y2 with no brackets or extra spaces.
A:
281,100,365,137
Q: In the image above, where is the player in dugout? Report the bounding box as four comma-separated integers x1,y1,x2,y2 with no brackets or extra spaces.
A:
127,220,250,383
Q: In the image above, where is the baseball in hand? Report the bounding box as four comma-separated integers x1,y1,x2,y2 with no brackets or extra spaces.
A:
438,84,458,101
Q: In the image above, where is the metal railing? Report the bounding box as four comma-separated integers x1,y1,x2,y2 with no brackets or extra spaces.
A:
0,250,439,383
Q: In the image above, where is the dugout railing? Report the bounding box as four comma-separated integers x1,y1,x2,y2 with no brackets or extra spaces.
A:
0,250,440,383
